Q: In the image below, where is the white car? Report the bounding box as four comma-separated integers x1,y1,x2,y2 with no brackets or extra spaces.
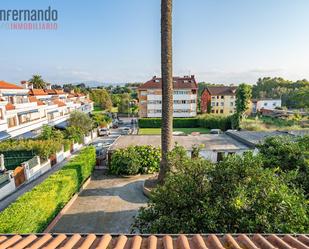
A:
121,127,131,135
98,128,110,136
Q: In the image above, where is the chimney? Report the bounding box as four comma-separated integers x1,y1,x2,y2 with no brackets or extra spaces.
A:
191,75,195,79
46,83,52,90
21,81,29,89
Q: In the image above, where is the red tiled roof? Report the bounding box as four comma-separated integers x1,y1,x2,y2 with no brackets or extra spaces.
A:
0,81,23,90
29,89,48,96
204,86,237,96
0,234,308,249
29,96,45,106
138,76,198,90
5,103,15,111
53,99,66,107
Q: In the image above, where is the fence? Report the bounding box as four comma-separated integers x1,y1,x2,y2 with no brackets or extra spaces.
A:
0,150,35,171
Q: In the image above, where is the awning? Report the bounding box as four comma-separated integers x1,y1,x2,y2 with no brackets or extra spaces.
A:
15,131,39,140
47,110,59,114
18,109,39,115
0,131,11,141
54,121,69,130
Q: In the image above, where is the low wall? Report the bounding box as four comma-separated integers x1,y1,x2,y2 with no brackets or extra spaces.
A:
56,150,65,163
0,172,16,201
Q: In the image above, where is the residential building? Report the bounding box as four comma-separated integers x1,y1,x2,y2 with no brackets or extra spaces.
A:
138,75,198,118
201,86,237,115
251,99,282,113
0,80,93,141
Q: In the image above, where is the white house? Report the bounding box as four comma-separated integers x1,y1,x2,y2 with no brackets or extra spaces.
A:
252,99,282,113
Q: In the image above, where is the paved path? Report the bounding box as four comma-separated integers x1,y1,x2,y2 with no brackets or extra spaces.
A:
51,172,149,233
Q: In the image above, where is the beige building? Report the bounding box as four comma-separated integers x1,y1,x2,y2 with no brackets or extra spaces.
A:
138,76,198,118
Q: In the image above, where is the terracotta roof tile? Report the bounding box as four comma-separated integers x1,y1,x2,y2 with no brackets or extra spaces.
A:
5,103,15,111
0,81,23,90
29,96,45,106
138,76,198,90
204,86,237,96
53,99,66,107
29,89,48,96
0,234,308,249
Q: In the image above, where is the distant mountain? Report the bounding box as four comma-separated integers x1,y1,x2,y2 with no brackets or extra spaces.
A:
72,81,127,88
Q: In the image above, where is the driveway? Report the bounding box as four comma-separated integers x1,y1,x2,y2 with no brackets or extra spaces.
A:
51,171,149,233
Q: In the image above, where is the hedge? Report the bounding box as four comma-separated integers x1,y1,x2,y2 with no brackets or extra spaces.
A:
138,115,232,131
110,146,161,175
0,146,96,233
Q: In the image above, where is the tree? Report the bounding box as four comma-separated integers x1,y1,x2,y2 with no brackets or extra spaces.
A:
89,89,112,111
29,75,46,89
158,0,173,184
133,149,309,233
68,111,93,135
236,83,252,118
118,93,131,114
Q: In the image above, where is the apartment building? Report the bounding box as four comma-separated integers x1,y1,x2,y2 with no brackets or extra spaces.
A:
201,86,237,115
138,75,198,118
0,80,93,141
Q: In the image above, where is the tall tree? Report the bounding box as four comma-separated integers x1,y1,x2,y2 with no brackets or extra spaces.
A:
158,0,173,183
236,83,252,119
29,75,47,89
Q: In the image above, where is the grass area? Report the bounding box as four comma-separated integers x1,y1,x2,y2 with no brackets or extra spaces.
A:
139,127,210,135
92,106,104,114
241,116,309,131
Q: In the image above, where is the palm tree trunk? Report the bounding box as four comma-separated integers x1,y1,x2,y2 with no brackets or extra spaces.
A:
158,0,173,184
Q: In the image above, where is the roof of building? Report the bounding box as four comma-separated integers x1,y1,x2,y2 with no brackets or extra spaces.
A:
29,89,48,96
0,234,308,249
53,99,66,107
204,86,237,96
138,76,198,90
225,130,294,148
110,134,249,151
0,81,24,90
5,103,15,111
29,96,45,106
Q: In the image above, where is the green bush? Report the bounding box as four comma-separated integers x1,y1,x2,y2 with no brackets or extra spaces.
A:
133,150,309,233
0,146,96,233
110,146,161,175
138,115,232,131
0,139,63,161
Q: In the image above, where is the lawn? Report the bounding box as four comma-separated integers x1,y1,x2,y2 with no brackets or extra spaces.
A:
139,128,210,135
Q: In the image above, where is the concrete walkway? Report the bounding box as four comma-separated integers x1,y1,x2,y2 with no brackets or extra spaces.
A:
51,171,149,233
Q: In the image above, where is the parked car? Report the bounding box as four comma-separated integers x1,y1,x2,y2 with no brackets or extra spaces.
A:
121,127,131,135
98,128,110,136
112,123,119,129
210,129,222,134
118,120,124,125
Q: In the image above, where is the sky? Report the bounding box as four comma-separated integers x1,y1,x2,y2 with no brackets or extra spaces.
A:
1,0,309,85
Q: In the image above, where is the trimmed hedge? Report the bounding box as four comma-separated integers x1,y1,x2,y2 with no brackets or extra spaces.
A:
110,146,161,175
138,115,232,131
0,146,96,233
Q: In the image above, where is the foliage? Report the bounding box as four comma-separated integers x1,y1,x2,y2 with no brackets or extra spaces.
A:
89,89,113,111
118,93,131,114
236,83,252,117
39,125,64,141
133,150,309,233
0,139,63,161
28,75,46,89
252,77,309,109
64,126,84,144
258,135,309,194
138,115,232,131
68,111,93,135
0,146,96,233
110,146,161,175
92,113,112,127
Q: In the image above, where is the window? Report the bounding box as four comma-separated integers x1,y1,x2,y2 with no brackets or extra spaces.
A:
216,103,219,106
220,110,224,114
7,117,17,128
220,102,224,106
140,91,147,96
230,110,233,113
264,103,268,106
230,102,234,106
216,110,219,113
211,102,215,107
221,96,224,99
217,152,225,162
273,102,277,106
211,96,216,100
211,110,215,113
217,96,219,99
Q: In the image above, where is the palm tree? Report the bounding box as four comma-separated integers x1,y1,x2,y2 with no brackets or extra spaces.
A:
29,75,46,89
158,0,173,183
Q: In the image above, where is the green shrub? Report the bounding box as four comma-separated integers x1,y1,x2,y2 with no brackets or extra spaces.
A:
110,146,161,175
0,146,96,233
0,139,63,161
133,150,309,233
138,115,232,131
